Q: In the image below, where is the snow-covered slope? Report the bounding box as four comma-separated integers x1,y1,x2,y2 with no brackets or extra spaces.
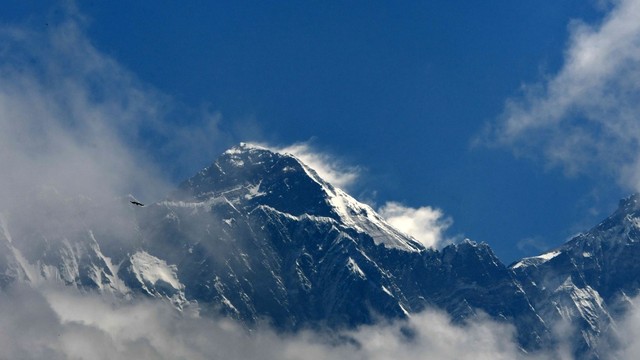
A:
510,194,640,358
0,193,186,306
178,143,423,252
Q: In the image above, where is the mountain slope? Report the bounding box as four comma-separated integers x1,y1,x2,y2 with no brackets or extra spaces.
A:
511,194,640,358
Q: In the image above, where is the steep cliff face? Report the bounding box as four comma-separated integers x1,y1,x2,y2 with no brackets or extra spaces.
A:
511,194,640,358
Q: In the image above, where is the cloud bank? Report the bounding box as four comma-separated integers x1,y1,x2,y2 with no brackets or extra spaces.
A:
0,285,551,360
487,0,640,190
378,202,453,248
610,297,640,359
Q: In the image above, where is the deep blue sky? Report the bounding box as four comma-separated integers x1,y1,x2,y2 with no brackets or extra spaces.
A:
3,1,630,263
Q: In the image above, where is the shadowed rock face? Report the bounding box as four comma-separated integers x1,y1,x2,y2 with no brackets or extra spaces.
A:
146,144,545,342
511,194,640,359
3,143,640,358
177,143,337,219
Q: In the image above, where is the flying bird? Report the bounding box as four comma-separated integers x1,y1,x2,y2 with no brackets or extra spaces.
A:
130,200,145,207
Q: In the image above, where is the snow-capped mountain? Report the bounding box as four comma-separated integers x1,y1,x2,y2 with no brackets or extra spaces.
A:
2,143,640,358
511,194,640,358
134,143,546,343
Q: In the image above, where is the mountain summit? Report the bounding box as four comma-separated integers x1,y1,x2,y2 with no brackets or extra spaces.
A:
176,143,423,252
511,193,640,357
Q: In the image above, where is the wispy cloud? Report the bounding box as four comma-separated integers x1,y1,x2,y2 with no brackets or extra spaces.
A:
271,142,361,190
484,0,640,190
0,6,229,215
610,296,640,359
516,236,550,255
378,202,454,248
0,4,238,263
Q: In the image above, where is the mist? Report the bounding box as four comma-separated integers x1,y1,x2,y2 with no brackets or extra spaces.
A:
0,284,560,360
0,5,234,215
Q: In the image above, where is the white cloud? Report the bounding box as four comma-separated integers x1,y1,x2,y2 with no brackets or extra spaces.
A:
272,142,360,189
378,202,453,248
0,7,230,217
0,5,238,261
609,296,640,359
0,19,165,205
0,285,555,360
0,7,230,208
487,0,640,190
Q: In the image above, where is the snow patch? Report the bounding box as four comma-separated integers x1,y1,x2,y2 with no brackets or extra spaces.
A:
223,142,269,155
399,303,411,317
538,250,562,261
223,143,271,167
244,180,266,200
292,158,422,252
512,250,562,269
88,231,128,293
130,251,183,291
0,215,38,283
347,257,366,279
0,213,12,244
554,277,608,331
221,295,239,314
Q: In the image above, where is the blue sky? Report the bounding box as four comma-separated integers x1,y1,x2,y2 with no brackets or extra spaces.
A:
2,1,638,262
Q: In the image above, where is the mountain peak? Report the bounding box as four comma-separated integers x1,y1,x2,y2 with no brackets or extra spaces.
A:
173,144,423,252
176,144,334,218
223,142,270,155
617,193,640,214
588,193,640,234
219,143,332,191
512,193,640,272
